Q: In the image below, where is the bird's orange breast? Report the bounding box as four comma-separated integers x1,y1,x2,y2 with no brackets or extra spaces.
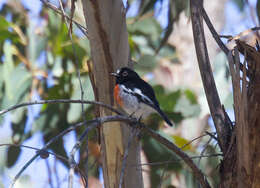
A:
114,84,123,107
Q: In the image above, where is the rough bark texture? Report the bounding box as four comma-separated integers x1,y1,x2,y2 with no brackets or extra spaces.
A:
222,40,260,188
235,41,260,188
81,1,143,188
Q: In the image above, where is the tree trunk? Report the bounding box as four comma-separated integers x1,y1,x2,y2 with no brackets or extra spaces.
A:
81,0,143,188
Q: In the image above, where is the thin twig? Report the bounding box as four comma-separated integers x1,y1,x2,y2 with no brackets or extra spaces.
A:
9,119,91,188
119,128,140,188
190,0,231,154
0,143,67,162
181,133,210,150
0,99,122,116
137,154,222,166
205,131,218,141
197,2,229,55
54,159,60,188
68,121,94,188
143,126,211,188
56,0,88,186
198,137,213,166
68,141,79,188
158,132,211,187
40,0,88,37
45,159,55,188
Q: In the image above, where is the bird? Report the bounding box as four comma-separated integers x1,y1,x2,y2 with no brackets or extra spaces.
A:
111,67,173,126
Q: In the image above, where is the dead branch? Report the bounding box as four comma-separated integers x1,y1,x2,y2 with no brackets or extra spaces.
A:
190,0,231,153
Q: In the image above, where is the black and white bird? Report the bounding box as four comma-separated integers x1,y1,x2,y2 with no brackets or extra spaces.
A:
112,67,173,126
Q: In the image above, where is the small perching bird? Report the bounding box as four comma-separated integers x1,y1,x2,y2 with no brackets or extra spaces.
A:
111,67,173,126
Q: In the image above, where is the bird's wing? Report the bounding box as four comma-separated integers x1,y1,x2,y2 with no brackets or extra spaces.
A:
123,79,159,108
121,81,173,126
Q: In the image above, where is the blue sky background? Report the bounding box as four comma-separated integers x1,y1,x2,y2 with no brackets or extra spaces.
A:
0,0,258,187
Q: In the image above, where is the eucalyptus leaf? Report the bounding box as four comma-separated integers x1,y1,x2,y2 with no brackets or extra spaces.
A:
5,66,32,106
67,76,94,123
174,96,200,117
6,146,21,168
128,17,162,41
52,56,63,77
134,54,157,71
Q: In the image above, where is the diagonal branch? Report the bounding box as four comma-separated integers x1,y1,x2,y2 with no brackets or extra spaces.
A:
0,99,123,116
197,3,229,55
143,126,211,188
40,0,88,37
190,0,231,153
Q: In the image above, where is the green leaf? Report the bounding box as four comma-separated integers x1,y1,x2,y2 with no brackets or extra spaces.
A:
2,42,32,108
184,89,198,104
3,42,15,75
0,17,19,43
174,96,200,117
4,66,32,106
128,17,162,41
7,146,21,167
153,85,181,111
158,45,177,62
27,22,46,63
134,54,157,71
67,76,94,123
172,135,192,151
0,16,10,29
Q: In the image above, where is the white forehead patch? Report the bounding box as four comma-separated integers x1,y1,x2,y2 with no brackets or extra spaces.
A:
116,69,121,74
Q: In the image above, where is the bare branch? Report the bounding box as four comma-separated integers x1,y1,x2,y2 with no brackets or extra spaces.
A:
190,0,231,153
40,0,88,37
198,137,213,165
8,114,211,188
143,126,211,188
197,2,229,55
9,119,88,188
119,128,140,188
137,154,222,166
55,0,89,186
0,99,123,116
45,159,55,188
0,143,67,162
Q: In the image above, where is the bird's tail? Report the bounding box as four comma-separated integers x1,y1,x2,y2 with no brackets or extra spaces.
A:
155,107,173,127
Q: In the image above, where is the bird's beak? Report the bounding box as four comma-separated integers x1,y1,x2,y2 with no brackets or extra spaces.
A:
110,72,119,77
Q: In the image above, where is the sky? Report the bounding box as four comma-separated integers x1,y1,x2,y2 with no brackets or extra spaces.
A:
0,0,258,187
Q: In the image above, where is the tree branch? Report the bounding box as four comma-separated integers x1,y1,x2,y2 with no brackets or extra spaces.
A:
7,113,210,188
0,99,123,116
137,154,222,166
40,0,88,37
190,0,231,153
197,2,229,55
143,125,211,188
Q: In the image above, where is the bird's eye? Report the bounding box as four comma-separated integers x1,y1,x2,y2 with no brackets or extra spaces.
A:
122,71,128,77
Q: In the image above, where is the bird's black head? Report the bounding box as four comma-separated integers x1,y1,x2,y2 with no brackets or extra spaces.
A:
111,67,140,84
